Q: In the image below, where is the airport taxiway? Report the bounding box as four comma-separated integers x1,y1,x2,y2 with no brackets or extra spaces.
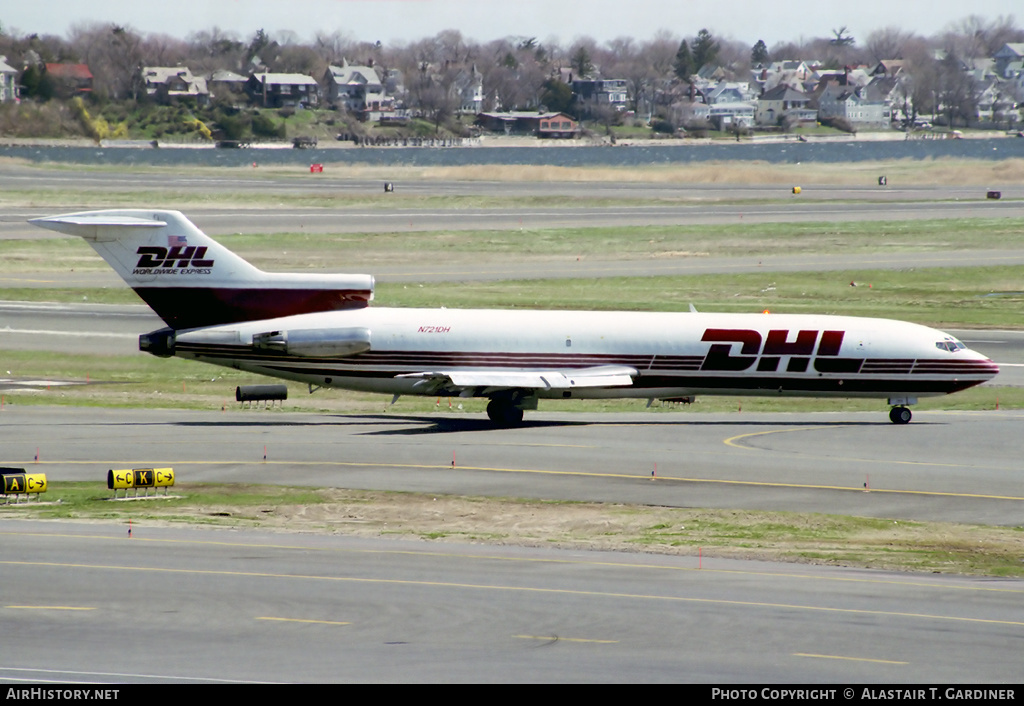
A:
4,198,1024,241
4,401,1024,683
1,169,1023,240
2,519,1021,683
2,405,1022,526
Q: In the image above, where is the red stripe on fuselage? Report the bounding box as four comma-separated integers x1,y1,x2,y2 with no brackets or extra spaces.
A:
135,287,372,329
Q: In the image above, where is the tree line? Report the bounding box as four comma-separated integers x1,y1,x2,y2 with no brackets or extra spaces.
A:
1,15,1022,123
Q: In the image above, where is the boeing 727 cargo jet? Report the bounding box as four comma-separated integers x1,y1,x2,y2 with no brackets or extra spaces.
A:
31,209,999,424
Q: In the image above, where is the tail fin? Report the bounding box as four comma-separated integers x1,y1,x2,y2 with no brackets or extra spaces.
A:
30,209,374,329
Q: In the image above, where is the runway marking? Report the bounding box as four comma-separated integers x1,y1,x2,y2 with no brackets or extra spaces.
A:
7,530,1024,595
514,634,618,644
794,653,908,665
18,457,1024,501
0,666,275,683
720,426,1024,500
0,328,135,338
257,616,350,625
485,442,595,449
5,605,96,611
723,426,851,449
3,559,1023,628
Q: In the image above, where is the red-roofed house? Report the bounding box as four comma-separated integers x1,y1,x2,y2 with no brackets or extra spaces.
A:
45,63,93,98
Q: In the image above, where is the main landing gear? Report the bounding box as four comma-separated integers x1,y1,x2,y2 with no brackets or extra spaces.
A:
486,399,524,425
889,406,912,424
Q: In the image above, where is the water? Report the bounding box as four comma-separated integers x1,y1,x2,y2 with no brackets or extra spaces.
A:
1,137,1023,168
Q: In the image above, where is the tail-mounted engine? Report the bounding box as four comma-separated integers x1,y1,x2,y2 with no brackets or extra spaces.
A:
252,327,371,357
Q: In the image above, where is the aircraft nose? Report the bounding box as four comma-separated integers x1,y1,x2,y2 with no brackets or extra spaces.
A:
965,350,1000,378
980,357,1000,377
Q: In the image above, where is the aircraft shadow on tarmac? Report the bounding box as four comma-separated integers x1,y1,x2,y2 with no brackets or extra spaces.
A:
157,414,586,433
50,413,916,433
324,414,889,436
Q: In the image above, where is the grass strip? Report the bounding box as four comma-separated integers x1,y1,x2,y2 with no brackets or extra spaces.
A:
6,218,1024,272
3,483,1022,577
4,264,1023,328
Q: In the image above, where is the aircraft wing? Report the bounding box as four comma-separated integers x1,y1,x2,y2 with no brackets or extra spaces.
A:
397,365,637,394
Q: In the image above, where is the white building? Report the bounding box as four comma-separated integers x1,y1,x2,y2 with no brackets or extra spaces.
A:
817,79,894,128
755,85,812,126
324,59,390,118
0,56,19,103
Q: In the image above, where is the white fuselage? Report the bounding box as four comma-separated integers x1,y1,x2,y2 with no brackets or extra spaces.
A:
171,307,998,401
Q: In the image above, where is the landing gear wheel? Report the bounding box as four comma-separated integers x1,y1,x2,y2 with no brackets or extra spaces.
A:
889,406,912,424
486,399,524,425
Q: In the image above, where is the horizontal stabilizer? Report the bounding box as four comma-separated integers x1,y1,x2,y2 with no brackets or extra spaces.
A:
29,213,167,237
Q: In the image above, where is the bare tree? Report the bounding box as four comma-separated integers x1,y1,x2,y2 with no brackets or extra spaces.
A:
140,33,189,67
944,14,1024,60
434,29,471,65
866,27,915,61
897,38,942,121
69,23,145,100
480,37,548,111
188,27,245,73
715,36,753,77
312,31,354,67
409,65,458,133
769,40,806,63
621,55,655,115
936,52,978,126
275,43,322,75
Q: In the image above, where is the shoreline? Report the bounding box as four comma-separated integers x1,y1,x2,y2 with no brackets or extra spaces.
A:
0,129,1020,151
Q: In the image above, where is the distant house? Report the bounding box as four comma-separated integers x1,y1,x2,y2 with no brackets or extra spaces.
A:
707,102,755,130
323,59,389,118
755,85,813,126
0,56,18,102
755,60,813,93
812,67,870,91
975,79,1018,124
572,78,628,114
870,60,906,79
453,64,484,114
476,111,579,138
994,43,1024,78
537,113,580,138
817,78,895,127
700,81,756,105
45,63,93,97
770,60,813,80
207,70,248,102
247,72,320,108
673,98,711,127
382,68,405,104
965,58,999,82
142,67,209,105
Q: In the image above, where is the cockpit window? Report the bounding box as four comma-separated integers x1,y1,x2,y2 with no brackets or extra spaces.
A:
935,338,966,353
